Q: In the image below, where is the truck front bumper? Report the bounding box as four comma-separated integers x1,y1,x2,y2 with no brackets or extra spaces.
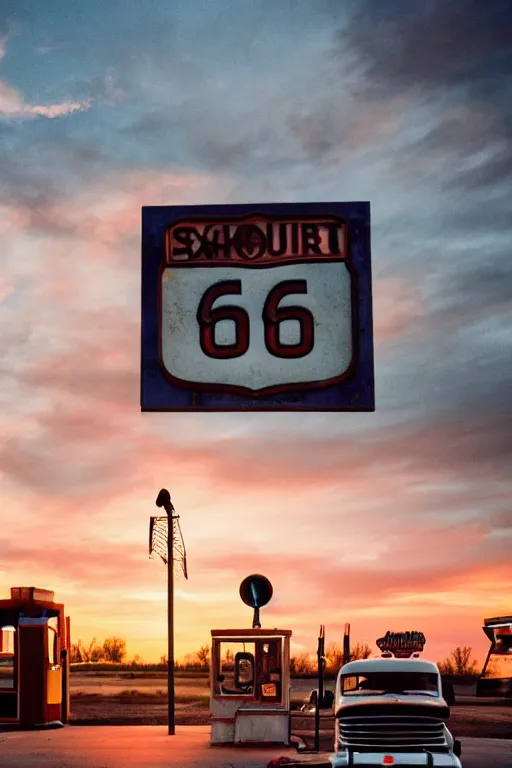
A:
329,750,462,767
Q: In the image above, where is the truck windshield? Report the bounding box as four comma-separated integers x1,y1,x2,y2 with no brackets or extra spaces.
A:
341,671,439,696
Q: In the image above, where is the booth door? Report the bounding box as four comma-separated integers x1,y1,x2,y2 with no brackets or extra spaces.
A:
18,619,46,726
18,617,62,726
0,625,16,720
46,619,62,722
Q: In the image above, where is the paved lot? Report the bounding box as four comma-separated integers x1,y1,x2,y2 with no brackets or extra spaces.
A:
0,726,510,768
0,726,294,768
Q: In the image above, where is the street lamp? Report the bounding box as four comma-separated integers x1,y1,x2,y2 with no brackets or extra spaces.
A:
150,489,188,736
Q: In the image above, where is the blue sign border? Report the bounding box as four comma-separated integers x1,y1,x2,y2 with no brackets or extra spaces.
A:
141,202,374,411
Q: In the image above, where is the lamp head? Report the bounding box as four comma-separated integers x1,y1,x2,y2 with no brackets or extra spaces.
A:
156,489,172,509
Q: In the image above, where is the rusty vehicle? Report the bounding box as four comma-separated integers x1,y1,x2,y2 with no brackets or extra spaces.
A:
331,632,463,767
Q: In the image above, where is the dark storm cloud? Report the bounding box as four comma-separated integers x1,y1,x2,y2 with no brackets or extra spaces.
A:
392,110,512,195
0,128,111,236
339,0,512,93
437,258,512,317
337,1,512,194
342,8,512,429
376,247,512,417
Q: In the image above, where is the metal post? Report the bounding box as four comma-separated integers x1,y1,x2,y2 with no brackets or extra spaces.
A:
343,623,350,666
314,624,325,752
60,649,69,724
156,489,175,736
167,507,174,736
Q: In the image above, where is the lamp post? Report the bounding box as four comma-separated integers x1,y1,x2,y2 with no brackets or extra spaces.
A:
343,623,350,666
314,624,325,752
156,489,175,736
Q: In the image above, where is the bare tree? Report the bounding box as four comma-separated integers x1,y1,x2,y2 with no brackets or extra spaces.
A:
350,642,373,661
321,640,374,674
102,637,127,663
69,643,83,663
72,637,128,663
438,646,479,676
195,644,210,669
290,654,315,676
325,642,344,672
76,638,104,662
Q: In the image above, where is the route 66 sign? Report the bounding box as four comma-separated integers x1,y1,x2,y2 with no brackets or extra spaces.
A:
141,202,374,411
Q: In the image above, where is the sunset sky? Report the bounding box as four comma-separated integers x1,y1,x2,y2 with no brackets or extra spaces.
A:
1,1,511,667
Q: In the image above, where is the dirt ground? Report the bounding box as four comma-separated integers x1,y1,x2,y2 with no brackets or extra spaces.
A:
68,672,512,741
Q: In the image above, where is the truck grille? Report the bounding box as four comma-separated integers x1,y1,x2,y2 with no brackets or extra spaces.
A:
338,715,447,749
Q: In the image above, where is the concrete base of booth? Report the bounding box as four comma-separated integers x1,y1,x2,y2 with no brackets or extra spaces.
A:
211,708,290,745
235,708,290,745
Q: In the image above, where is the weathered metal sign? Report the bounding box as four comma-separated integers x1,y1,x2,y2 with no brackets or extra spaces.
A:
377,631,426,655
141,203,374,411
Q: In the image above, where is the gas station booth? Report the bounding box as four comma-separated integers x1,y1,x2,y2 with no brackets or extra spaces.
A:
0,587,70,728
210,627,292,745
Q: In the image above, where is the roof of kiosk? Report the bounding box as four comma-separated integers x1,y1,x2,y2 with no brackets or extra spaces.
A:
211,629,292,637
0,587,63,618
10,587,55,602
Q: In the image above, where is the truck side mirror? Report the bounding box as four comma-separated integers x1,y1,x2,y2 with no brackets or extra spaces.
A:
453,739,462,757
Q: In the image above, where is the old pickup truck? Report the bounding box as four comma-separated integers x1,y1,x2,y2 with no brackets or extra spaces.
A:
330,655,463,767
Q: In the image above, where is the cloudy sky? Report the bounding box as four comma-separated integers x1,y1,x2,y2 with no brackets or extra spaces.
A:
1,0,511,665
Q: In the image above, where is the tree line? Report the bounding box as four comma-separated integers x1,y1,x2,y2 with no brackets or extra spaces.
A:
70,636,481,677
70,637,127,663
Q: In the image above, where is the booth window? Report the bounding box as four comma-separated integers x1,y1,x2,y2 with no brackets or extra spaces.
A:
48,618,59,667
215,642,256,696
0,627,15,690
257,639,282,703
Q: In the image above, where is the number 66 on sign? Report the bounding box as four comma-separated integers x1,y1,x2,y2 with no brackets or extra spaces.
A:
141,203,374,411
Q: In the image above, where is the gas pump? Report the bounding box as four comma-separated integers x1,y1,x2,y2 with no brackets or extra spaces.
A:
210,574,292,745
0,586,70,728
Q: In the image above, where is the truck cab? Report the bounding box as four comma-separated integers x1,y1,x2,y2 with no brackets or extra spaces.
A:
331,648,462,766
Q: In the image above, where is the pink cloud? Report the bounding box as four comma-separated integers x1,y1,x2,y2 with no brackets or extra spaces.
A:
0,79,90,119
0,37,91,120
0,275,14,303
2,530,507,662
24,101,91,119
1,166,235,248
374,276,426,342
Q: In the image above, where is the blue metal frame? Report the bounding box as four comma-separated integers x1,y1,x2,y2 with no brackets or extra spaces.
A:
141,202,374,411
